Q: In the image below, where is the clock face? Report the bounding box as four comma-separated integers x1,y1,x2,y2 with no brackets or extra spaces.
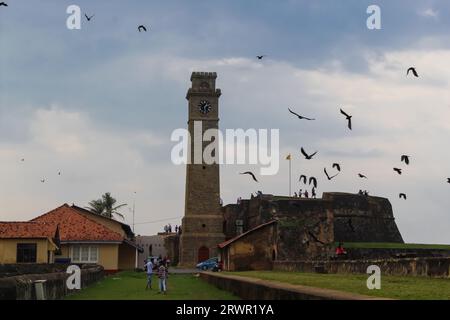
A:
198,100,212,114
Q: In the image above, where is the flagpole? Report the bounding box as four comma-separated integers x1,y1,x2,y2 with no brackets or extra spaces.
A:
289,157,292,197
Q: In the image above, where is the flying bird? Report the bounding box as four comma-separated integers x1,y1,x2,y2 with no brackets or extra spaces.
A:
407,67,419,78
401,155,410,165
358,173,368,179
240,171,258,182
138,25,147,32
256,55,265,60
85,14,95,21
447,178,450,184
393,168,402,175
299,175,307,184
301,147,317,160
40,179,45,183
0,2,7,7
309,177,317,188
340,109,352,130
332,163,341,172
288,108,315,121
324,168,338,181
399,193,407,200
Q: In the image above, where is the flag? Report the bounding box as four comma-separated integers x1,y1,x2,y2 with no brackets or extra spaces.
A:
286,154,291,160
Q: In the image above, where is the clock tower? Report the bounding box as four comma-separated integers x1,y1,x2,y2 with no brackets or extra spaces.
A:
179,72,225,267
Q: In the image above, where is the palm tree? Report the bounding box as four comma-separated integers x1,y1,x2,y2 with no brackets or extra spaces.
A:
86,199,104,215
102,192,127,220
85,193,127,220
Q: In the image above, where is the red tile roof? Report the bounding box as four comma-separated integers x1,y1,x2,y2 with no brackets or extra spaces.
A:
218,220,277,249
31,204,124,242
0,221,57,239
70,204,134,238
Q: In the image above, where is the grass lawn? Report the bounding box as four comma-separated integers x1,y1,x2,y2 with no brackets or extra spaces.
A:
66,271,238,300
228,271,450,300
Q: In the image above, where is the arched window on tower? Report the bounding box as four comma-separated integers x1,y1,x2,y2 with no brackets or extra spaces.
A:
199,81,210,90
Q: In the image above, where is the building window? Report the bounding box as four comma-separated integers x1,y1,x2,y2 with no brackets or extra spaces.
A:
200,81,210,90
70,245,99,263
17,243,37,263
236,220,244,235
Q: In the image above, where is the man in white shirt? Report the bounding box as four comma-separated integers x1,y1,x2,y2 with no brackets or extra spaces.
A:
145,259,154,290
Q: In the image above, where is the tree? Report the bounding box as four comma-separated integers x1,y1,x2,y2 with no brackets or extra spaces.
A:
85,192,127,220
102,192,127,220
86,199,104,215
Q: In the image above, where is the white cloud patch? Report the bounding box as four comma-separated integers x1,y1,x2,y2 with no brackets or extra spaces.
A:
0,106,180,231
419,8,439,19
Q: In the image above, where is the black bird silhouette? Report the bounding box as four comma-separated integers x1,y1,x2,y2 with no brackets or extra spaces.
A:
256,55,265,60
138,25,147,32
401,155,410,165
399,193,407,200
288,108,315,121
301,147,317,160
58,172,61,176
393,168,402,175
240,171,258,182
324,168,338,181
407,67,419,77
340,109,352,130
0,2,7,7
299,175,307,184
309,177,317,188
447,178,450,184
332,163,341,172
358,173,368,179
85,14,95,21
40,179,45,183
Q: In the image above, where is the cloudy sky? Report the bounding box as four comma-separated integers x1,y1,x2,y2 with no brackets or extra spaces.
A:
1,0,450,243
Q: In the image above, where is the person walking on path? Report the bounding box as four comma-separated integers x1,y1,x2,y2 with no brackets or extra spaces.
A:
157,262,168,294
145,259,154,290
